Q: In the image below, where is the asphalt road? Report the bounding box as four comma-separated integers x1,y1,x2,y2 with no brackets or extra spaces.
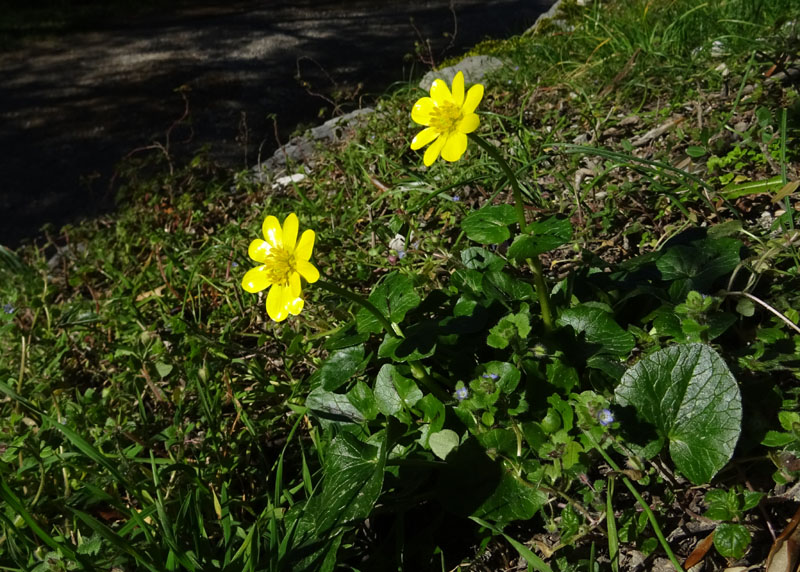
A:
0,0,555,247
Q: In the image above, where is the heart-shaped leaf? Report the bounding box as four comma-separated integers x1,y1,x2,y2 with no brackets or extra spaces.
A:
615,343,742,484
558,304,635,357
461,204,517,244
357,272,420,334
508,216,572,260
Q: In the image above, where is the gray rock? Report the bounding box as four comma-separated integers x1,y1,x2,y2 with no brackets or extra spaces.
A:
252,107,373,179
418,55,504,92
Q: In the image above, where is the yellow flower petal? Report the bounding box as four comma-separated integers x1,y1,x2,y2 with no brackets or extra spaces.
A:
287,296,304,316
282,213,298,251
462,84,484,115
248,238,271,263
242,265,271,293
458,113,480,134
289,272,301,297
297,259,320,283
451,71,465,107
261,215,283,248
423,136,447,167
430,78,453,105
441,132,468,162
410,127,440,150
266,284,290,322
411,97,435,126
295,229,315,261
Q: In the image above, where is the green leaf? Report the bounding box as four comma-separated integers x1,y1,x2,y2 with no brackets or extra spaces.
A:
762,430,794,447
429,429,460,459
357,272,421,334
714,523,750,559
656,238,742,299
615,344,742,484
558,304,635,357
461,247,506,271
508,216,572,260
417,394,445,432
155,362,173,379
703,489,735,521
487,310,530,349
306,387,365,426
374,364,402,416
461,204,517,244
314,345,365,391
686,145,706,158
474,470,547,523
319,433,386,528
347,381,379,421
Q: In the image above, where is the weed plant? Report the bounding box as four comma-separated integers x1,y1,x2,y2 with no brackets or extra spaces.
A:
2,0,800,570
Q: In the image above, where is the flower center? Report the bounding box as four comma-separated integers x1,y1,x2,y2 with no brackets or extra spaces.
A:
264,247,296,286
429,101,462,135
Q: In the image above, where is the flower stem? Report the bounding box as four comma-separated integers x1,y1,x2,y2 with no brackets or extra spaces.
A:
582,430,685,572
316,279,396,336
469,133,554,331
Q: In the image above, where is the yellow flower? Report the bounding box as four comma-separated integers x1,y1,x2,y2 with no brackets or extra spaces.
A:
410,71,484,166
241,213,320,322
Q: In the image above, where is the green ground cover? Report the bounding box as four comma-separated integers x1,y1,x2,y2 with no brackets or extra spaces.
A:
2,0,800,569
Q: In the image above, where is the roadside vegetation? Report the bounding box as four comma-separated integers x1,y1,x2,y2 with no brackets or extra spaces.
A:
2,0,800,570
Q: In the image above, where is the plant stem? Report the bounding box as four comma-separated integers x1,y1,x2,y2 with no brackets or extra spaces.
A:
469,133,554,330
316,279,396,336
582,430,685,572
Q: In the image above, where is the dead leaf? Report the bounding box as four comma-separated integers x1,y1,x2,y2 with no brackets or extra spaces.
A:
684,530,715,569
765,503,800,571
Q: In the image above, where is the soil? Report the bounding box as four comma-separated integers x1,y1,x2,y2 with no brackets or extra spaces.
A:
0,0,555,247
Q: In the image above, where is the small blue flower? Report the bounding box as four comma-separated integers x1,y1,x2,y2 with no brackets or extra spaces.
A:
455,387,469,400
397,249,407,260
2,303,14,314
452,195,460,202
231,261,239,268
482,373,499,380
597,409,614,426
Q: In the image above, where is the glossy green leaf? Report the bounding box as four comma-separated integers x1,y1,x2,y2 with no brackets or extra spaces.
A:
306,387,365,426
357,272,421,334
314,345,365,391
558,304,634,357
461,204,517,244
347,381,378,421
461,247,506,271
656,238,741,299
508,216,572,260
714,523,750,559
615,343,742,484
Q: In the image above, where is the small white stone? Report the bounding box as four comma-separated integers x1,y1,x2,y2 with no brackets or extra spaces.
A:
272,173,306,189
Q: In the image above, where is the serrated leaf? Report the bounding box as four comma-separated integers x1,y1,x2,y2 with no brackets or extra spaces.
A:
430,429,460,459
615,344,742,484
714,523,750,559
357,272,420,334
558,304,635,357
461,204,517,244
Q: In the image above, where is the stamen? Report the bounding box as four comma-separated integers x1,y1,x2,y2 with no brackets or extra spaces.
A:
263,247,296,286
429,101,462,135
